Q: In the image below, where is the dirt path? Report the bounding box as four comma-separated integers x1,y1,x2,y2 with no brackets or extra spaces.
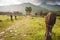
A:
6,16,30,31
0,16,31,38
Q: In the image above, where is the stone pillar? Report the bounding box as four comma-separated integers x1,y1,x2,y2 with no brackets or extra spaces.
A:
15,16,17,20
45,12,56,40
10,15,13,21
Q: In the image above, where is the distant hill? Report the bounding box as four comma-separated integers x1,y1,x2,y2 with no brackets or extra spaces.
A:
40,2,60,11
0,3,48,14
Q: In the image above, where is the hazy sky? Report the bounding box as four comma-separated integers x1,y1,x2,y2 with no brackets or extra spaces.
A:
0,0,60,6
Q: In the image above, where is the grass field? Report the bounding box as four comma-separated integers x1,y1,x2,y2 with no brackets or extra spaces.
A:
0,15,13,32
0,15,60,40
0,15,23,32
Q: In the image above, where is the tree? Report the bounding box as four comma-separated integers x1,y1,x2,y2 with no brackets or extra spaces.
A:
40,11,43,16
35,13,38,16
25,7,32,15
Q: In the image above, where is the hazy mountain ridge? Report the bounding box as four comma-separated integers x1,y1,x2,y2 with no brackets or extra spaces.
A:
0,3,48,13
40,2,60,11
0,3,60,13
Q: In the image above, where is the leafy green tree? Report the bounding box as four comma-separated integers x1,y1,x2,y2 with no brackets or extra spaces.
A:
25,7,32,15
40,11,43,16
35,13,38,16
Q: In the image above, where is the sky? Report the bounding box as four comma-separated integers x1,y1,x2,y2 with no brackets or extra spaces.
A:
0,0,60,6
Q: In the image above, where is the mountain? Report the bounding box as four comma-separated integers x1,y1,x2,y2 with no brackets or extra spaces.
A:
40,2,60,11
0,3,48,14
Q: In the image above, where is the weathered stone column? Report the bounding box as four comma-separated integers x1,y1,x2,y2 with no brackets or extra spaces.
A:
45,12,56,40
15,16,17,20
10,15,13,21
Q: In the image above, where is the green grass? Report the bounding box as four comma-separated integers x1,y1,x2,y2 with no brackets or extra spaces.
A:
0,15,12,31
0,15,23,32
0,16,60,40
